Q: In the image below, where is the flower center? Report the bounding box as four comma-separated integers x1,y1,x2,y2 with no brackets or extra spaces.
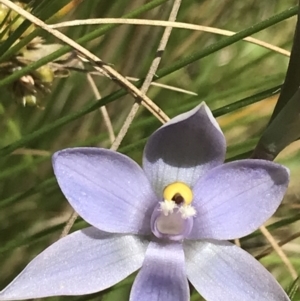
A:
151,182,196,241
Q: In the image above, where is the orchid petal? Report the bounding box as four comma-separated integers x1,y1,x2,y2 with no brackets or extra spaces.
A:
143,103,226,196
53,148,158,234
130,241,189,301
189,159,289,240
0,227,148,300
184,240,290,301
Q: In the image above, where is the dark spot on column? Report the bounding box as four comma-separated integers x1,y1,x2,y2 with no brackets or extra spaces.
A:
172,193,184,205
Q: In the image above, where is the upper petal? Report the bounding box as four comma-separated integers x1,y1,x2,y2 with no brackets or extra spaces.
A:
143,103,226,196
188,159,289,240
0,227,148,300
53,148,159,234
184,240,290,301
130,240,189,301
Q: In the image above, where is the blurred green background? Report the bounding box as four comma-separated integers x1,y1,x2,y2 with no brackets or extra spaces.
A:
0,0,300,300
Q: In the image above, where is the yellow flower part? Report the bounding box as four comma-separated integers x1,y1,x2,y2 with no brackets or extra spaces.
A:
163,182,193,205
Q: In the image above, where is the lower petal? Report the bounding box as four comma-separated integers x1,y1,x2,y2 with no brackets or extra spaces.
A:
184,240,290,301
130,240,189,301
0,227,148,300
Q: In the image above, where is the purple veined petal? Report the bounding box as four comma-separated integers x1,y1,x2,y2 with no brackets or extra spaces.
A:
53,148,159,234
184,239,290,301
188,159,289,240
130,240,189,301
0,227,149,300
142,102,226,196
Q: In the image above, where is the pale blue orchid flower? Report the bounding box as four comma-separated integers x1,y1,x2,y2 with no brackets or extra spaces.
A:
0,103,290,301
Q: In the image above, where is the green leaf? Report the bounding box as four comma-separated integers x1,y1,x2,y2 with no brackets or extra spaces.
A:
252,87,300,160
270,5,300,121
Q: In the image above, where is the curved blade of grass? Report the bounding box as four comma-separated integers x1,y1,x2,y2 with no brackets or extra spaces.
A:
252,87,300,160
0,4,296,87
156,6,297,79
271,3,300,121
251,5,300,160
